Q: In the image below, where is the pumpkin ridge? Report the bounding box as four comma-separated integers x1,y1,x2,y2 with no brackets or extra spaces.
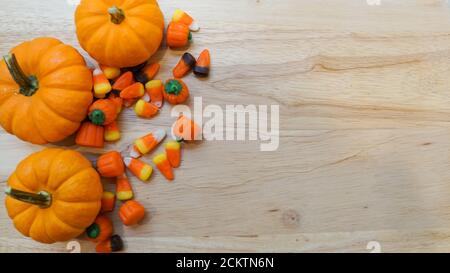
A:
12,206,39,237
41,210,59,244
30,155,47,190
31,41,64,77
0,95,21,133
48,207,85,232
102,27,117,67
37,44,86,78
9,201,34,220
31,97,80,142
84,24,111,60
28,210,54,243
7,173,34,193
39,64,92,89
11,100,38,143
52,199,101,228
125,16,163,49
28,98,48,143
53,168,102,202
122,22,153,54
36,92,81,123
47,152,91,192
31,148,65,189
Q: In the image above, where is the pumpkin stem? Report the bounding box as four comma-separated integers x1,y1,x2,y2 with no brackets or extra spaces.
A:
5,186,51,208
165,80,182,96
89,110,106,126
86,223,100,239
3,54,39,96
108,6,125,24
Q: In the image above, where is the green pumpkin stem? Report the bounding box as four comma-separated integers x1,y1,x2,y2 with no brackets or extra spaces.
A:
3,54,39,96
89,110,106,125
108,6,125,24
165,80,182,96
5,186,51,208
86,223,100,239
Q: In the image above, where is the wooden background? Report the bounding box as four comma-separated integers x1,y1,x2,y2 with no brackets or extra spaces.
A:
2,0,450,253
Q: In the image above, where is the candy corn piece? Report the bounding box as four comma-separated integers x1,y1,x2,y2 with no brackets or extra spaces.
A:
134,129,166,155
93,68,112,98
96,235,124,253
193,49,210,77
112,71,134,91
108,93,123,114
171,115,202,141
100,64,121,80
120,82,145,99
104,121,121,142
123,157,153,181
135,63,160,84
116,174,133,201
153,153,174,181
101,191,116,213
172,9,199,32
173,53,196,78
145,80,164,108
165,140,181,168
134,99,159,118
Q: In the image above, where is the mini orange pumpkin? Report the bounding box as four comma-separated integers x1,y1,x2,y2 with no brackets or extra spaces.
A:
167,22,192,48
75,0,165,68
4,148,103,244
95,151,125,178
88,99,118,126
163,79,189,105
0,37,93,144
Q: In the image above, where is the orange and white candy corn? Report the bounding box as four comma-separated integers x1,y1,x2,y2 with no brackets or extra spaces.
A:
165,140,181,168
100,64,121,80
153,153,174,181
134,99,159,118
104,121,121,142
172,9,199,32
126,144,143,159
116,174,133,201
133,129,166,156
123,157,153,182
144,80,164,108
93,68,112,98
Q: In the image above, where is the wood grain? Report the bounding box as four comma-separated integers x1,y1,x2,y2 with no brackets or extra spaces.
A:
2,0,450,252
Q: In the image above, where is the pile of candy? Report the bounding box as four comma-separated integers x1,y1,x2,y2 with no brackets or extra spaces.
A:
77,9,208,252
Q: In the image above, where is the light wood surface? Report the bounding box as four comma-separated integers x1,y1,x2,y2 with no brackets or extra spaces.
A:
2,0,450,253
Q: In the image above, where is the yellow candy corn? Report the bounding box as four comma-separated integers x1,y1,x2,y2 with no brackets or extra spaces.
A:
165,141,181,168
153,153,174,181
93,68,112,98
100,64,121,80
104,121,120,142
123,157,153,182
134,99,159,118
116,174,133,201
